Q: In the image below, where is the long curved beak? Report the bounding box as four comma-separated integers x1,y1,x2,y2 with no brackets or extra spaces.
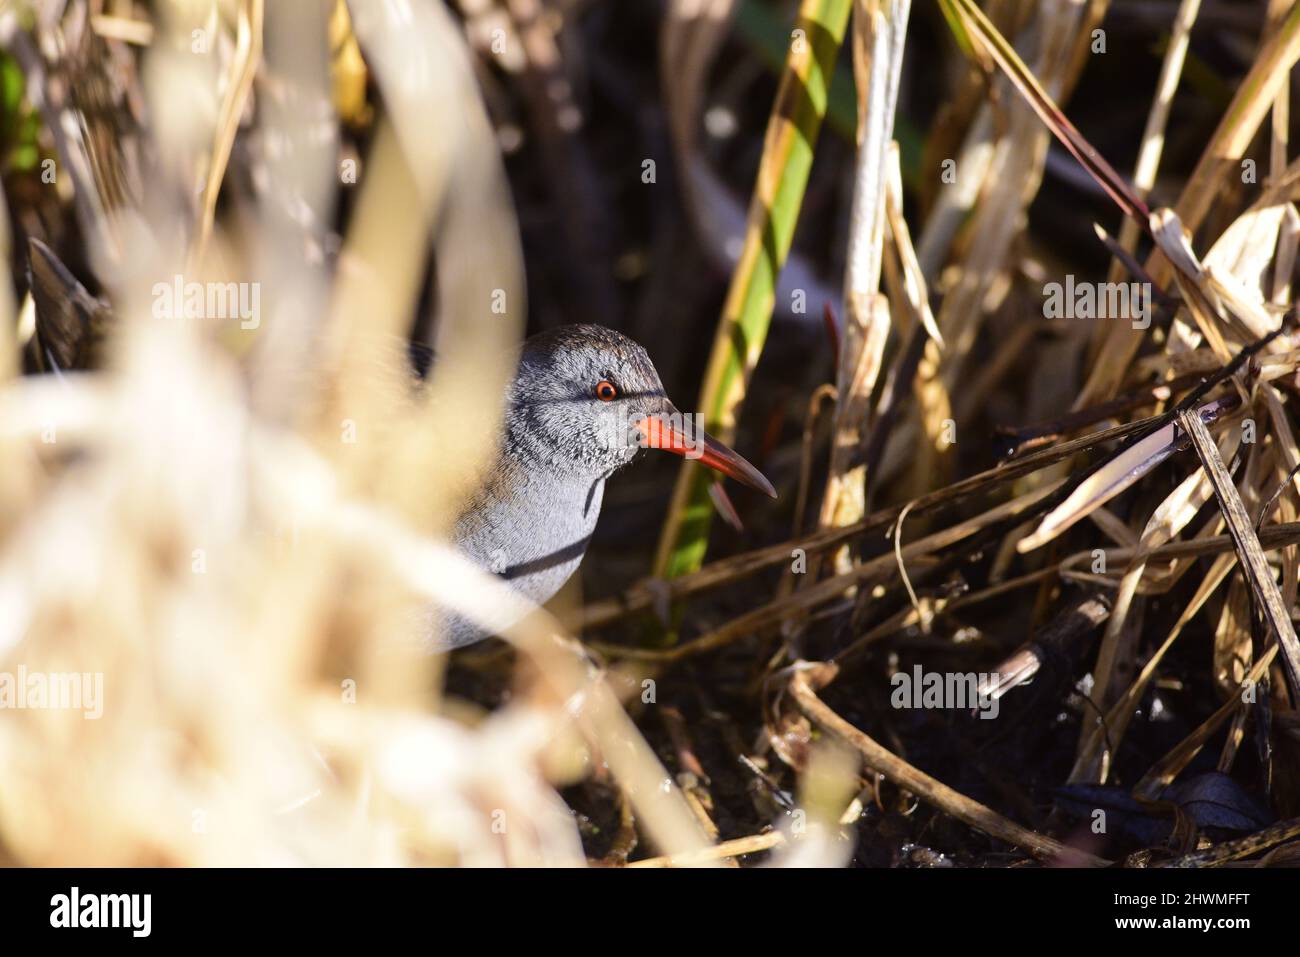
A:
636,411,777,498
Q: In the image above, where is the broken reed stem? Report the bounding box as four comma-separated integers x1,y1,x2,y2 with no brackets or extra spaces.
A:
582,413,1165,631
1179,408,1300,698
192,0,264,271
623,830,786,867
818,0,912,553
1105,0,1202,286
588,481,1061,662
1080,1,1300,405
1154,815,1300,868
788,664,1108,866
589,516,1300,664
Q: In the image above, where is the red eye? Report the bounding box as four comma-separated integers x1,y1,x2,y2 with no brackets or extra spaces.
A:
595,380,618,402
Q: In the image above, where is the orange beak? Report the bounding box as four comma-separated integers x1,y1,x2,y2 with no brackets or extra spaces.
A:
636,412,776,498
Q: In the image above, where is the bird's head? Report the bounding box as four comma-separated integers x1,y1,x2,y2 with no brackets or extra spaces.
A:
506,324,775,496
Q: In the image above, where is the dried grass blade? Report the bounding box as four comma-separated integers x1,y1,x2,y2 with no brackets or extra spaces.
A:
1179,408,1300,698
192,0,264,269
1019,398,1237,554
1104,0,1202,285
790,664,1107,865
936,0,1148,224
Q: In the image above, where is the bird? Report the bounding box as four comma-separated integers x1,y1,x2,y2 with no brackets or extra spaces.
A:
15,244,772,649
439,324,776,648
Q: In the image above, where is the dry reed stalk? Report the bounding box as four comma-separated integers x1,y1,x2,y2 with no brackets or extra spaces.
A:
816,0,911,565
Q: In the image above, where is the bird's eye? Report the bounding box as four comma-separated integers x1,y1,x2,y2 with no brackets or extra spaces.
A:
595,380,618,402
